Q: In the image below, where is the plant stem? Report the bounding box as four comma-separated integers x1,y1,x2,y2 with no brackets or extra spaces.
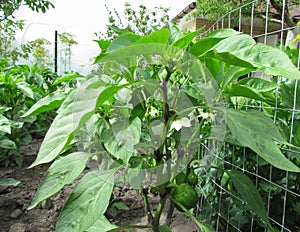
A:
161,68,173,124
141,188,154,224
165,200,175,226
152,196,167,231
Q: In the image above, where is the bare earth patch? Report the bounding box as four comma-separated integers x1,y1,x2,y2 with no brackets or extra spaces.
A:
0,144,198,232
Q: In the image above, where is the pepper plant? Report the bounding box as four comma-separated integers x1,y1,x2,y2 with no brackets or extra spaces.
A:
26,23,300,231
0,58,82,166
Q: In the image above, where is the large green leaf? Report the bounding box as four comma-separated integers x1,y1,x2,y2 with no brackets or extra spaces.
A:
107,32,140,53
167,22,183,44
22,91,67,117
52,72,83,86
56,169,115,232
244,43,300,80
226,109,300,172
199,33,300,80
171,27,204,49
28,152,92,210
0,178,20,186
29,78,104,167
102,117,141,164
0,115,11,134
280,79,300,110
94,40,111,52
0,137,16,149
87,215,118,232
17,82,34,99
227,169,271,227
224,84,274,105
237,77,278,92
93,40,111,62
200,50,254,69
189,29,242,56
206,28,241,39
191,30,300,80
135,29,169,45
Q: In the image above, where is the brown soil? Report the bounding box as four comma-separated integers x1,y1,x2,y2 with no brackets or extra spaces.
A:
0,142,198,232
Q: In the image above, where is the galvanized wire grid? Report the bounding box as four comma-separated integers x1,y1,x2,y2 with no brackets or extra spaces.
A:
196,0,300,231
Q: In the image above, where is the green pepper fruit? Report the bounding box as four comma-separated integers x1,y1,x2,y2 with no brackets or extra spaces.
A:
172,183,198,211
187,168,198,186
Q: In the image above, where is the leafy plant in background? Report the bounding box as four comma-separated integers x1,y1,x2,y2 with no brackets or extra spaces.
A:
26,24,300,232
0,19,53,66
0,19,32,64
0,59,56,166
58,32,78,72
96,2,170,40
0,58,82,167
29,37,52,68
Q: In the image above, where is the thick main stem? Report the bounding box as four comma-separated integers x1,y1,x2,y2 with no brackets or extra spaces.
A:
152,196,167,231
141,188,154,225
165,201,175,226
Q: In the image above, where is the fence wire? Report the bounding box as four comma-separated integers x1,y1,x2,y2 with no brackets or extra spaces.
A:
196,1,300,231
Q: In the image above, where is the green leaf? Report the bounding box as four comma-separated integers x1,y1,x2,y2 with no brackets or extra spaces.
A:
167,22,183,44
22,91,67,117
226,109,300,172
94,40,111,52
171,27,204,49
87,215,118,232
125,167,145,189
227,169,271,227
28,152,92,210
0,137,16,149
159,225,172,232
30,78,104,167
189,29,241,56
107,32,140,53
17,82,34,99
103,117,141,164
107,25,130,35
220,65,252,89
206,34,256,57
0,178,20,186
224,84,273,104
135,29,169,45
52,72,83,86
280,79,300,109
0,106,11,114
198,32,300,79
149,118,166,149
245,43,300,80
201,50,254,69
112,201,129,210
0,115,11,134
237,77,278,92
56,169,115,232
206,28,241,38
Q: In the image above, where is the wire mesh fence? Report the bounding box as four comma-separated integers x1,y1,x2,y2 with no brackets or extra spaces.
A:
195,1,300,231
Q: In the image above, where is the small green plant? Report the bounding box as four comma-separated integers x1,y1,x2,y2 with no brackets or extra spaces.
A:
27,24,300,231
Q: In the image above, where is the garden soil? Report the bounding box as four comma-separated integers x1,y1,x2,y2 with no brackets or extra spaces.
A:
0,140,198,232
